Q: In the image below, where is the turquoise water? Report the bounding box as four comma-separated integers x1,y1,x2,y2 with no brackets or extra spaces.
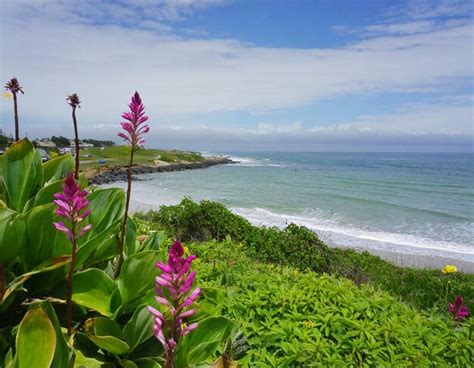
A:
110,152,474,261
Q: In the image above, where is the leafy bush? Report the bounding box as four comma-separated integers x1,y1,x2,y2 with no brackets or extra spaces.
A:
192,240,474,367
0,142,234,367
136,198,474,311
137,199,331,272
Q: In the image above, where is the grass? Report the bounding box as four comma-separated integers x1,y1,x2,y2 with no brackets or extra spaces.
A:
78,146,204,171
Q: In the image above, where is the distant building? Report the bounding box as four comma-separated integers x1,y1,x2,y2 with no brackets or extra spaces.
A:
38,148,51,162
70,140,94,149
36,140,57,149
58,147,73,155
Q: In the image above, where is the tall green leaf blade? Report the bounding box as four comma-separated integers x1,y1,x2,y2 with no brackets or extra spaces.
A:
22,203,70,271
125,217,137,256
40,301,70,368
32,179,64,207
15,307,56,368
1,139,43,211
43,154,73,183
123,305,154,353
184,316,235,365
79,188,125,245
0,208,25,266
117,251,159,308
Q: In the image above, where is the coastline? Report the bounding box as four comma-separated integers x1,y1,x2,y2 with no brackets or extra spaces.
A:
123,197,474,274
88,156,235,185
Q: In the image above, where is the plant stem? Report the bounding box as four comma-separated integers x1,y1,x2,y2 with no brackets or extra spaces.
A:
13,92,19,141
66,235,77,337
72,106,80,180
115,147,135,278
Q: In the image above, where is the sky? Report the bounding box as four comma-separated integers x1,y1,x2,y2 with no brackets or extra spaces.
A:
0,0,473,152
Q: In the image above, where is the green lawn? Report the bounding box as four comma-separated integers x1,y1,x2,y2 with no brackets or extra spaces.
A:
79,146,203,171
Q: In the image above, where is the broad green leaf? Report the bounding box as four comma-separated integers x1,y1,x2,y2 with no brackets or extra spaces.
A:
39,301,70,368
75,224,120,270
123,305,154,353
84,235,119,266
0,208,25,266
117,251,159,307
43,154,73,183
16,307,56,368
122,361,138,368
85,317,130,355
1,255,70,303
1,139,43,211
72,269,117,316
32,179,64,207
141,231,165,252
79,188,125,245
22,203,70,271
184,316,235,365
74,350,111,368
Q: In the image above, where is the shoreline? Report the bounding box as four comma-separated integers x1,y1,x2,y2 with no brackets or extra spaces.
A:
88,156,235,185
122,197,474,274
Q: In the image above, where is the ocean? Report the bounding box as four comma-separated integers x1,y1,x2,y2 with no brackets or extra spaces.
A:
106,152,474,264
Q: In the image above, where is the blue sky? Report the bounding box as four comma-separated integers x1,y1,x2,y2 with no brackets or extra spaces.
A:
0,0,473,151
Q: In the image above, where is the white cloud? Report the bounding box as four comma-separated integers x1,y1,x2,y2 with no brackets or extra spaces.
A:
0,0,472,151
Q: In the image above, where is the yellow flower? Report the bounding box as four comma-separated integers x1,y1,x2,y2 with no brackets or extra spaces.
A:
442,264,457,274
2,91,11,99
183,246,189,255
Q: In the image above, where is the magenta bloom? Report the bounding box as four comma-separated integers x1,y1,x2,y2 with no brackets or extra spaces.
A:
148,241,200,368
448,295,469,321
52,172,92,241
117,91,149,147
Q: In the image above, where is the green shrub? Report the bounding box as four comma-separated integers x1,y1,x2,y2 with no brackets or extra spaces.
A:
192,241,474,367
136,199,474,311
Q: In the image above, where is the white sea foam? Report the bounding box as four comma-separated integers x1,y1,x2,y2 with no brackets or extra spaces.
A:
231,207,474,261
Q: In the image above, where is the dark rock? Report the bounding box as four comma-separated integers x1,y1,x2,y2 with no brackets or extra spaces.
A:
88,157,236,185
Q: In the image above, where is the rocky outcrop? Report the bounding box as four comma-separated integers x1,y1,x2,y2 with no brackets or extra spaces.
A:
89,157,235,185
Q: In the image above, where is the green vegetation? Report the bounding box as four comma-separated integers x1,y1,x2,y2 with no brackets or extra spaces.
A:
51,135,71,147
79,146,204,171
0,134,9,147
189,240,473,366
136,198,474,312
82,138,116,147
0,140,231,367
1,140,473,367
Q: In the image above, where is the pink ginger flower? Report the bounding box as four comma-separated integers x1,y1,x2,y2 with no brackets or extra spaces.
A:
117,91,149,147
148,241,201,368
52,172,92,241
448,295,469,321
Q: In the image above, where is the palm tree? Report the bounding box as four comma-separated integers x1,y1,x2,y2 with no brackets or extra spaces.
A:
4,78,24,141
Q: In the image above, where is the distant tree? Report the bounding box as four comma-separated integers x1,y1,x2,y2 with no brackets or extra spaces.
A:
51,135,71,147
83,138,116,147
0,134,9,147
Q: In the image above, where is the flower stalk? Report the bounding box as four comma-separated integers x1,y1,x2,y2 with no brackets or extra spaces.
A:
53,173,92,336
4,78,24,141
115,91,149,277
66,94,81,180
148,241,201,368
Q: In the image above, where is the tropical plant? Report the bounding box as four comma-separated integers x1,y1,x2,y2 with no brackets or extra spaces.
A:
115,91,150,277
66,93,81,180
52,173,93,336
4,78,24,142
